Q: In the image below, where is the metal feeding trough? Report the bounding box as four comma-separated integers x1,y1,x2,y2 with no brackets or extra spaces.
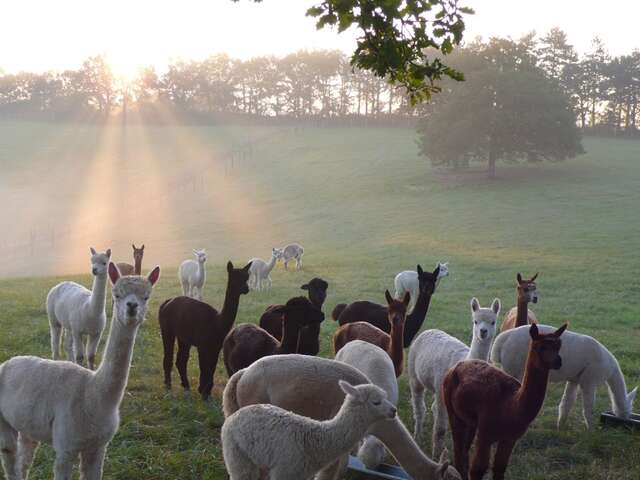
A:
347,455,411,479
600,411,640,430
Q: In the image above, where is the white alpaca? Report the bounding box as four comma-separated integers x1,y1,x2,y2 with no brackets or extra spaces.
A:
46,247,111,370
281,242,304,271
335,340,398,470
248,248,281,291
408,297,500,457
179,249,207,300
395,262,449,312
491,324,638,429
222,354,459,480
0,262,160,480
222,380,396,480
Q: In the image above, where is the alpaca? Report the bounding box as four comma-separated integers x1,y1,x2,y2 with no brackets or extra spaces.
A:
337,264,440,348
222,380,396,480
335,340,399,470
116,244,144,276
247,248,282,291
179,249,207,300
223,296,325,375
395,262,449,312
280,242,304,270
259,277,329,355
222,354,459,480
443,323,566,480
491,324,638,429
0,262,160,480
46,247,111,370
159,261,251,400
408,297,501,458
500,272,539,332
333,291,409,377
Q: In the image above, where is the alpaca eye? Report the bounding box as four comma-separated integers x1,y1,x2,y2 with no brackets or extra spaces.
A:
491,321,495,325
372,400,381,406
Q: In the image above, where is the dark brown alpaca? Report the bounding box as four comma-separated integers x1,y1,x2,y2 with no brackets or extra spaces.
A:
116,244,145,276
336,264,439,347
443,323,567,480
158,261,251,400
333,290,410,377
500,272,539,332
259,277,329,355
223,296,325,376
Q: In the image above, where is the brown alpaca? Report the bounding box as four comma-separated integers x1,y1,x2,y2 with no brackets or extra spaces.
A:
443,323,567,480
223,296,325,376
117,244,145,276
500,272,539,332
333,290,409,377
158,261,251,400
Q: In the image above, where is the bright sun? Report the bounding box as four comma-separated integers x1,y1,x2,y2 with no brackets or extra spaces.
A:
107,54,143,83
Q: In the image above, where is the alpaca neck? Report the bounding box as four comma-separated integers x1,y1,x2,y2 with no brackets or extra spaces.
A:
514,352,551,424
89,274,107,317
93,313,139,410
219,279,241,334
467,335,493,361
389,320,405,376
606,361,630,417
264,255,277,274
515,296,529,327
198,261,206,283
368,417,441,478
134,257,142,275
278,318,301,354
320,400,377,461
403,290,434,347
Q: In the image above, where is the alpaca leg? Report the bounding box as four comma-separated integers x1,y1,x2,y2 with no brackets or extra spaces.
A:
557,381,579,428
266,276,272,290
448,413,471,480
491,439,516,480
71,331,85,366
176,341,191,391
49,314,62,360
409,378,426,441
197,348,215,401
284,259,289,271
0,415,19,480
53,450,76,480
17,433,39,480
63,328,73,361
86,334,101,370
315,454,348,480
432,395,449,458
79,445,106,480
181,280,189,297
580,384,597,429
468,436,491,480
222,438,261,480
161,330,176,389
296,256,301,270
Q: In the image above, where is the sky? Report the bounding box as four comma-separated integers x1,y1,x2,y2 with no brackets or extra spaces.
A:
1,0,639,78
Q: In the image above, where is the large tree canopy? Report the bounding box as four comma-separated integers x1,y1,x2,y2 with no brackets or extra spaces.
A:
418,38,584,178
233,0,473,103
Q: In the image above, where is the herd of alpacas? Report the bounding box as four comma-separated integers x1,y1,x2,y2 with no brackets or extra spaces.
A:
0,243,636,480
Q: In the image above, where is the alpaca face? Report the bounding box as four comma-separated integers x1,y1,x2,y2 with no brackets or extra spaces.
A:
272,248,283,260
227,261,252,294
386,289,409,327
193,249,207,264
301,278,328,308
110,263,160,326
417,264,439,296
529,323,565,370
90,247,111,276
339,381,397,420
517,272,539,304
437,262,449,279
470,297,500,341
618,387,638,418
132,244,144,263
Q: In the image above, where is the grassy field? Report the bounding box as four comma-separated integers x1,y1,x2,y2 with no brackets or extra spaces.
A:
0,122,639,479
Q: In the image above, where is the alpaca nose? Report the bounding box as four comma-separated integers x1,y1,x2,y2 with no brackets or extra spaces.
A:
126,302,138,315
389,406,397,418
480,328,488,338
92,267,98,275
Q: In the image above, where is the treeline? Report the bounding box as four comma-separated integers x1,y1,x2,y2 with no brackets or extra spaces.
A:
1,30,639,133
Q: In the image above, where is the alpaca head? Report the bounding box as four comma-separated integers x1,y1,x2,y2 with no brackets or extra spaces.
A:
89,247,111,276
470,297,500,342
226,260,252,295
385,289,409,328
416,264,440,297
193,249,207,264
529,323,566,370
132,244,144,263
614,386,638,418
271,247,283,260
271,296,325,328
338,380,396,420
109,262,160,327
437,261,449,279
301,277,329,308
516,272,539,304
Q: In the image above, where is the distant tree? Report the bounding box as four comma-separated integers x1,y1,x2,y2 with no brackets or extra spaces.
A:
537,27,578,88
418,39,584,178
582,37,610,128
233,0,473,104
78,55,116,114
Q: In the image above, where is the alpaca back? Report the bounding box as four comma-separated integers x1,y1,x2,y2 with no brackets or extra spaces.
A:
282,243,303,260
334,322,390,353
248,257,267,275
179,259,203,286
47,282,99,331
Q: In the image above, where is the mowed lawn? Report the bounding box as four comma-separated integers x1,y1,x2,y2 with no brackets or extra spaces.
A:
0,122,639,479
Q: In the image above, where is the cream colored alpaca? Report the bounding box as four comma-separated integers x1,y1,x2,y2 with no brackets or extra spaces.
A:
248,248,281,291
0,263,160,480
222,380,396,480
408,297,500,457
179,249,207,300
46,247,111,369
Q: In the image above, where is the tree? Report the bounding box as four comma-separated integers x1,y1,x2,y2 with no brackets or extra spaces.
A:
537,27,577,88
418,40,584,178
233,0,473,104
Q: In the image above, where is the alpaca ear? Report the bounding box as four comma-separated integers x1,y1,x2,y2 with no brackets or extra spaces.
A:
105,248,111,258
531,272,539,281
243,261,252,272
227,261,234,273
553,323,568,337
141,244,145,250
193,249,199,255
529,323,539,340
433,265,441,277
132,243,136,249
470,297,480,312
438,461,450,479
403,291,411,306
491,298,501,315
90,247,97,255
300,283,309,290
147,266,161,286
108,262,121,285
338,380,362,402
417,264,424,276
439,448,449,463
517,273,523,283
628,387,638,406
385,290,394,305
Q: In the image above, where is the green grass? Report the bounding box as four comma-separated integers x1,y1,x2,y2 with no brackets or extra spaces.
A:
0,122,639,479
